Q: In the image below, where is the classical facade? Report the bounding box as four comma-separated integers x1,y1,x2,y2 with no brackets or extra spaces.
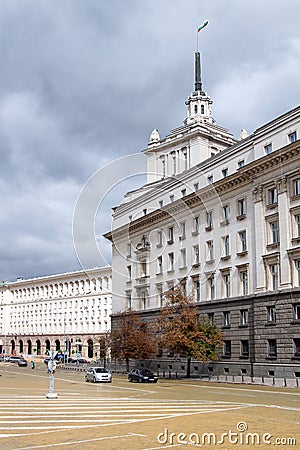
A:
105,51,300,378
0,266,112,359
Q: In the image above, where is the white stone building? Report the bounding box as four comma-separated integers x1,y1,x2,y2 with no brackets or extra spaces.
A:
105,52,300,378
0,266,112,359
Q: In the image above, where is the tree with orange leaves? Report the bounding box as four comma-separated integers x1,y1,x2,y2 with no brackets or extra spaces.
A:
158,286,223,378
111,309,157,372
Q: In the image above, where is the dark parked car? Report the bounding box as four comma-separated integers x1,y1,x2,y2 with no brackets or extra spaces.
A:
17,358,28,367
128,369,158,383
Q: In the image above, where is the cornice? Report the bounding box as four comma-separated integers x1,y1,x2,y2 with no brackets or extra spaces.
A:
105,141,300,241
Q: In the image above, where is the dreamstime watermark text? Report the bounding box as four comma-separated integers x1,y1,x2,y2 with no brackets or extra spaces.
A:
157,422,297,446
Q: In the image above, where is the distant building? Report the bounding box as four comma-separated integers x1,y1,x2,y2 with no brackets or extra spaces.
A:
105,51,300,378
0,266,112,359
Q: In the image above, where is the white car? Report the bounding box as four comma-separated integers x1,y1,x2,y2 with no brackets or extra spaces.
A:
85,367,112,383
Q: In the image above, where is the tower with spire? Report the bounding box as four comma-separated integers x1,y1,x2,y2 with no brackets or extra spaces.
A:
184,51,214,125
144,50,236,184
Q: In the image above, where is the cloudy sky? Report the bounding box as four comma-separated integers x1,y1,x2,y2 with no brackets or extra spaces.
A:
1,0,300,281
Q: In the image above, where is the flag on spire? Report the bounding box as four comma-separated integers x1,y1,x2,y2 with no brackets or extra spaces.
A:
197,20,209,32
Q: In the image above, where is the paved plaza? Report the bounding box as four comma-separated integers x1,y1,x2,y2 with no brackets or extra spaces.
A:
0,362,299,449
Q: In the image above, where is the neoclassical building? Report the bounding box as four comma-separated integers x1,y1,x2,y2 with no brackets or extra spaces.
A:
0,266,112,359
105,51,300,378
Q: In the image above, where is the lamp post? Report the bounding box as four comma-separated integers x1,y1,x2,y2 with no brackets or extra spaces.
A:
46,350,58,399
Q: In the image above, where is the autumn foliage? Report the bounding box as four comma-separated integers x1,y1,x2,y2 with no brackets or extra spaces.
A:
158,286,224,377
110,310,157,372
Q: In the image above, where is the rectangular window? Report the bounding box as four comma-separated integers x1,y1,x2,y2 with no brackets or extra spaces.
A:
222,168,228,178
141,291,146,310
238,160,244,168
208,276,215,300
238,230,247,253
294,338,300,357
127,265,132,280
194,182,199,191
161,157,166,177
193,245,200,265
181,188,186,197
180,222,186,239
157,230,163,247
140,260,147,277
208,312,214,323
172,154,176,175
206,211,213,229
223,340,231,357
223,311,231,327
268,187,277,205
194,279,200,302
295,215,300,237
240,309,249,326
183,152,188,170
222,205,229,222
223,235,230,257
264,143,272,154
295,260,300,286
241,340,249,357
157,285,163,307
268,339,277,357
208,175,213,184
270,221,279,244
293,304,300,320
237,198,246,217
180,248,187,268
267,305,276,323
168,252,174,271
293,179,300,196
223,273,231,298
168,226,174,243
157,256,163,274
289,131,297,143
193,216,199,234
170,194,174,202
159,200,163,208
206,240,214,261
270,264,279,290
126,292,132,309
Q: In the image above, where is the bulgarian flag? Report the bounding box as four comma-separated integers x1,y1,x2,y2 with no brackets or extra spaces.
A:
198,20,209,32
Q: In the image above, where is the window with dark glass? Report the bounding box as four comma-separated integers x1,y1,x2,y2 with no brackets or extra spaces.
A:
241,340,249,357
268,339,277,357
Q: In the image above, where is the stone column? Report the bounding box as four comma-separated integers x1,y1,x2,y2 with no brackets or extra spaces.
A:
253,185,266,292
277,176,292,288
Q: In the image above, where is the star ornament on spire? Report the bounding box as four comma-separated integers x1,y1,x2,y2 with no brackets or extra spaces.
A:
197,20,209,32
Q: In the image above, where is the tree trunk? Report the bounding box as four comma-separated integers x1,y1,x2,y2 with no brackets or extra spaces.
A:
125,357,130,373
186,356,191,378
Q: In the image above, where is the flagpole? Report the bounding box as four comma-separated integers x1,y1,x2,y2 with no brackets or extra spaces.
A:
197,20,209,52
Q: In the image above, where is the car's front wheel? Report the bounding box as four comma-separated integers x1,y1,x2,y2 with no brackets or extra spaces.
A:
93,376,97,383
85,377,89,382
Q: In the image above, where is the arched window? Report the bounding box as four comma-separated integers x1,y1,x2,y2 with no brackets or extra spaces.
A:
194,105,198,114
27,340,32,355
201,105,205,114
36,340,41,355
87,339,93,359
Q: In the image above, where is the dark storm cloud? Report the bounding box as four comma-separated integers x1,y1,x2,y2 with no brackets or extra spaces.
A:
1,0,300,280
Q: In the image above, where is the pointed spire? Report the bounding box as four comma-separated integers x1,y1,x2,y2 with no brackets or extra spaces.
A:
194,51,203,93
